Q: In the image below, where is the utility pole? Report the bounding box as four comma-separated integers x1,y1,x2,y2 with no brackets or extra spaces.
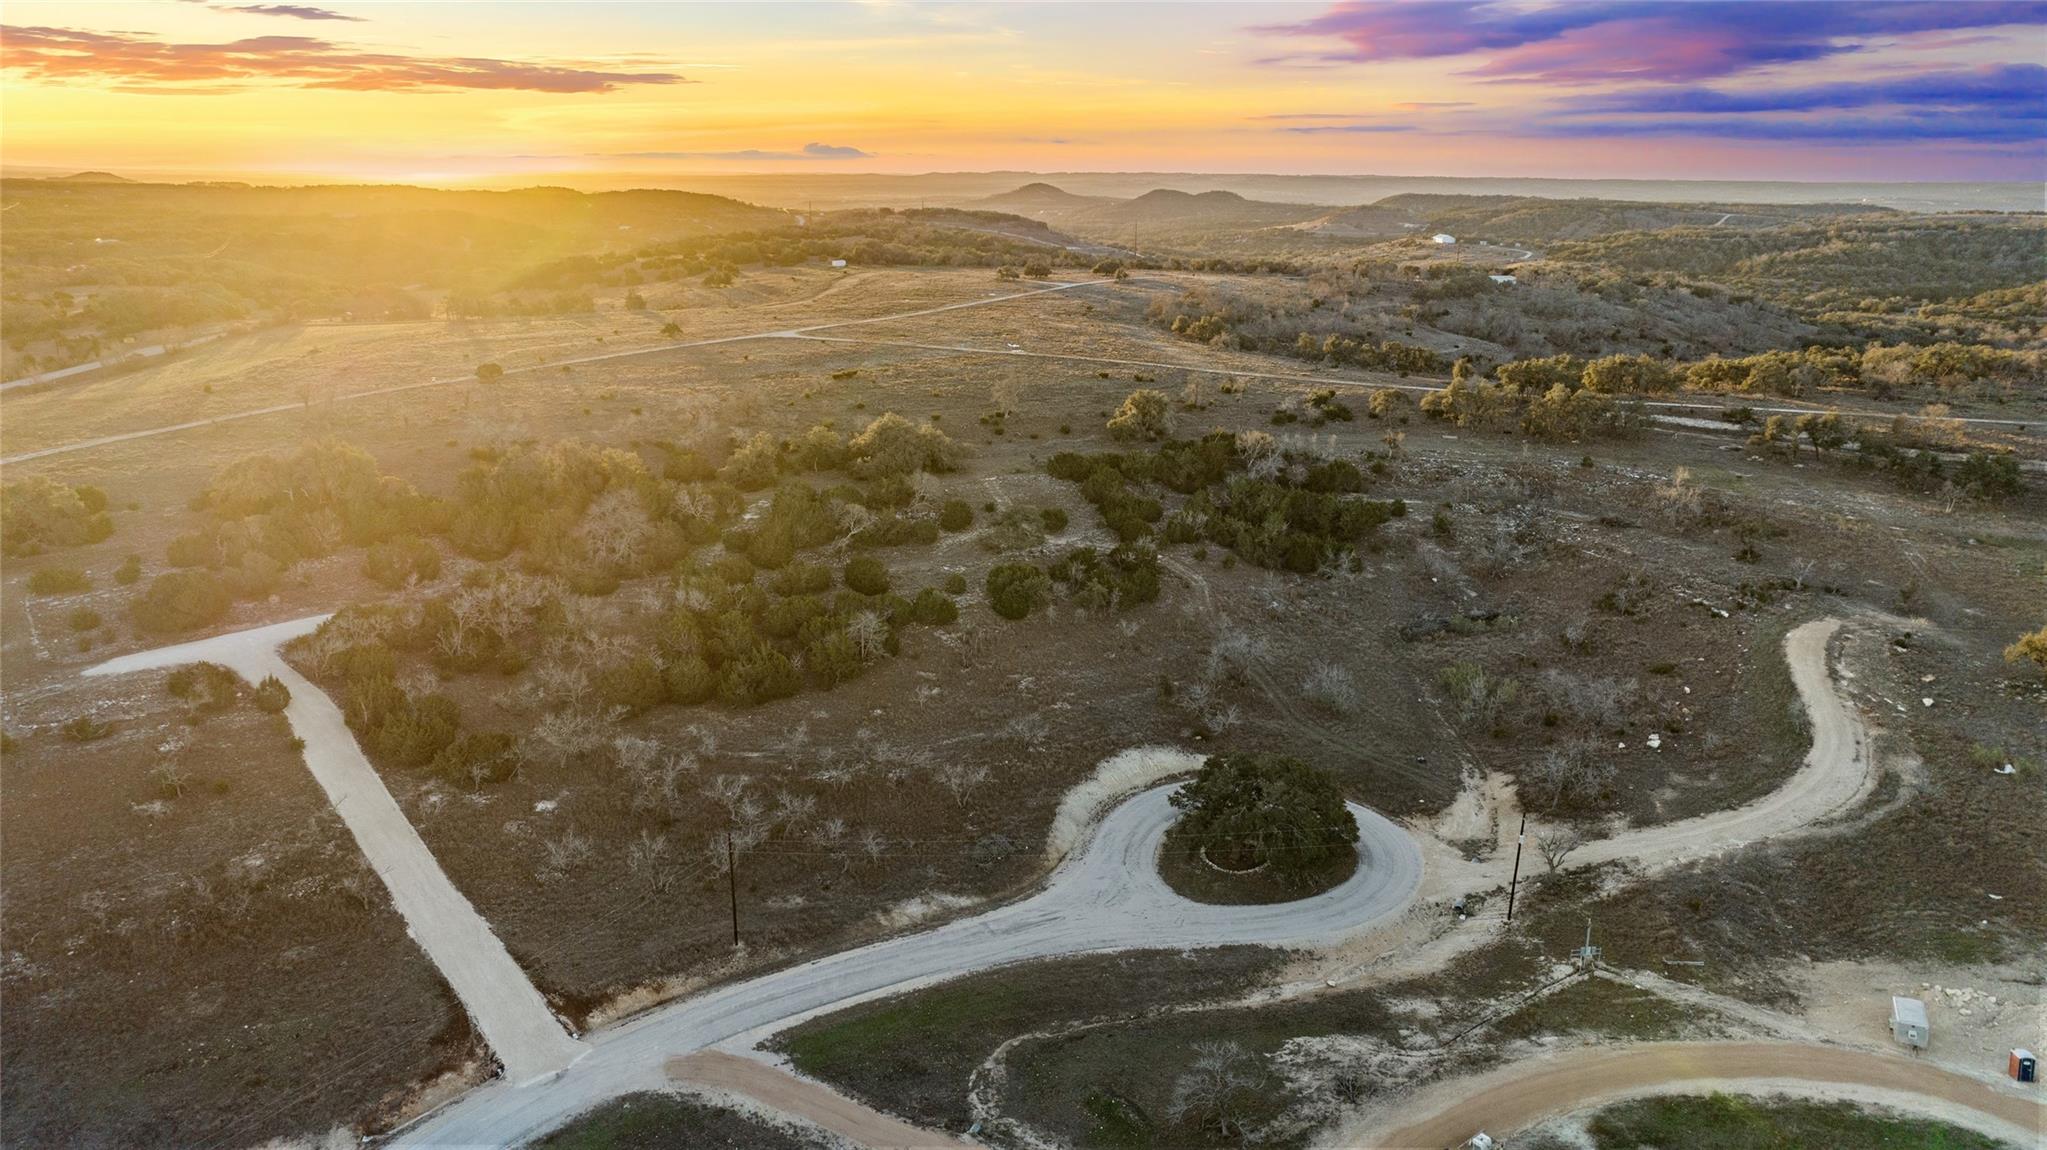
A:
726,826,740,947
1504,811,1527,924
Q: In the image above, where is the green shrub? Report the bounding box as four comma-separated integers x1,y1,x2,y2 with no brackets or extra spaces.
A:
1170,753,1358,877
62,715,113,742
844,556,891,596
938,499,974,532
986,563,1051,620
1040,507,1069,533
364,535,442,589
943,572,968,595
663,654,717,705
26,567,90,595
66,607,103,632
252,675,292,713
134,568,230,630
431,731,517,787
770,562,834,596
168,663,241,711
597,657,666,715
910,587,959,625
718,644,801,705
1,476,115,556
114,554,142,585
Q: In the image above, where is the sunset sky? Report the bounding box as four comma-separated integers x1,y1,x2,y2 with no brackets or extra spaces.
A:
3,1,2043,184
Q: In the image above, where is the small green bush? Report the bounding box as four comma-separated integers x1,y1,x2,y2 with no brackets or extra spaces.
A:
938,499,975,532
910,587,959,625
1040,507,1069,533
986,563,1051,620
252,675,292,713
27,567,90,595
135,571,232,633
770,562,834,596
62,715,113,742
66,607,103,632
663,655,716,705
844,556,891,596
114,554,143,585
943,572,968,595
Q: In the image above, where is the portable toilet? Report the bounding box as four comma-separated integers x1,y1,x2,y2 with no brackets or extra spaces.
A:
1891,996,1929,1049
2012,1049,2037,1083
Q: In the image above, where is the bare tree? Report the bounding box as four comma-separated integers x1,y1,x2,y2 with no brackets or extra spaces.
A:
522,708,607,771
934,762,991,807
1536,827,1584,873
1523,743,1615,812
1301,664,1360,716
1167,1040,1262,1140
847,610,889,663
1004,712,1050,753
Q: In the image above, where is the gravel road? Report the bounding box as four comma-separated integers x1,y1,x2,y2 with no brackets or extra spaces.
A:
84,618,590,1086
392,786,1422,1147
1343,1041,2045,1149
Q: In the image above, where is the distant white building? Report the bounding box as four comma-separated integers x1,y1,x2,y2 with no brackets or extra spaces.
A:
830,258,848,268
1489,274,1517,284
1431,233,1456,245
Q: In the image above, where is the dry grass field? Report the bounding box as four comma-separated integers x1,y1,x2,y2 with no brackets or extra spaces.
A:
4,260,2042,1145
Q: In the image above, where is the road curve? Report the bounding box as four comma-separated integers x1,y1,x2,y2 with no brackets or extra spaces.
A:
393,787,1423,1147
1567,617,1876,873
1343,1041,2046,1149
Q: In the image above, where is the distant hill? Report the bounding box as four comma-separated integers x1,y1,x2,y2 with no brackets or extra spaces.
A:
1344,194,1900,243
970,182,1326,244
50,171,134,184
972,182,1119,217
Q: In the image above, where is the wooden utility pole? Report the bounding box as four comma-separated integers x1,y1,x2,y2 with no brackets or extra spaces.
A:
1505,811,1527,923
726,829,740,947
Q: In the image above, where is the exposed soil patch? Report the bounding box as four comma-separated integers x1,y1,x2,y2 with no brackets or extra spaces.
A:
0,672,476,1147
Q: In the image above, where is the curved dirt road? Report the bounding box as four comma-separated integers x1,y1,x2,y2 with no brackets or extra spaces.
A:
1343,1041,2045,1149
394,786,1422,1147
1568,617,1875,872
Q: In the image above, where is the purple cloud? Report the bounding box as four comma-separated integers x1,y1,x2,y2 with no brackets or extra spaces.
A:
1539,112,2046,144
612,144,872,161
1278,123,1418,134
1257,2,2047,83
0,24,685,92
225,4,363,21
1557,63,2047,116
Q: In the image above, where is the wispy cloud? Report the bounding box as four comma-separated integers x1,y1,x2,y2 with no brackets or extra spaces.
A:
1255,1,2047,83
1538,63,2047,148
225,4,363,21
1276,123,1417,135
612,142,873,162
0,24,686,93
1556,63,2047,116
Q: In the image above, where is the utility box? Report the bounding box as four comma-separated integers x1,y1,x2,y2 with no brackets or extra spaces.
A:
1891,996,1929,1049
2012,1049,2037,1083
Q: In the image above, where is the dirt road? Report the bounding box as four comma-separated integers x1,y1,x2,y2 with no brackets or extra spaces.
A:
1568,617,1874,871
393,784,1422,1146
667,1052,970,1149
1342,1041,2045,1149
84,619,589,1086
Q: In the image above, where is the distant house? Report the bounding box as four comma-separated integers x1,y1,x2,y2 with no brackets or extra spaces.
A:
830,258,848,268
1891,996,1929,1049
1431,233,1456,245
1489,274,1518,284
